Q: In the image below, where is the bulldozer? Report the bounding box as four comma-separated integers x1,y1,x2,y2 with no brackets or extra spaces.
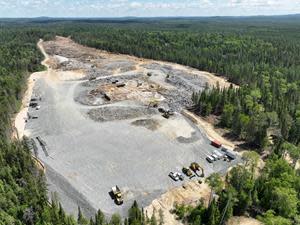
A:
182,167,193,177
190,162,204,177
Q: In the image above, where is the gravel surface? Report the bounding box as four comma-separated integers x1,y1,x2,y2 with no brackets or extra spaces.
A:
24,38,240,218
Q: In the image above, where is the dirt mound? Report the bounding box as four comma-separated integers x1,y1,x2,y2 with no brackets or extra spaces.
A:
145,181,211,225
88,106,157,122
131,119,160,131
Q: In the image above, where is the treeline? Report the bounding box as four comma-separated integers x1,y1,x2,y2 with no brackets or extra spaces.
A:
43,20,300,150
42,17,300,224
1,18,300,224
174,150,300,225
0,23,162,225
0,25,160,225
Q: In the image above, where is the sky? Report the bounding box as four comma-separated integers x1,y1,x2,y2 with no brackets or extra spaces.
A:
0,0,300,18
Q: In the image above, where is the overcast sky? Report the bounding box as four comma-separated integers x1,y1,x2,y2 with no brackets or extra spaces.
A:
0,0,300,18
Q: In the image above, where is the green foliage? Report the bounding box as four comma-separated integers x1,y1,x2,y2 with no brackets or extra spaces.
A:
1,17,300,225
206,173,223,193
257,210,293,225
242,151,260,172
110,214,122,225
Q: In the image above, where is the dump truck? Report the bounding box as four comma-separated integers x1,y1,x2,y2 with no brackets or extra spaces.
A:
211,140,222,148
111,186,123,205
190,162,204,177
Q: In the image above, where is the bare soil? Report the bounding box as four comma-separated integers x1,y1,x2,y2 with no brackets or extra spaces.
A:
227,216,263,225
145,181,211,225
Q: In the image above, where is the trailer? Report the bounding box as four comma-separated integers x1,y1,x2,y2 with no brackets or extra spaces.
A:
211,140,222,148
225,150,236,160
221,147,236,160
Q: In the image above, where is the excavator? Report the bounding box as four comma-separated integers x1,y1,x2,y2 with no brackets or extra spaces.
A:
190,162,204,177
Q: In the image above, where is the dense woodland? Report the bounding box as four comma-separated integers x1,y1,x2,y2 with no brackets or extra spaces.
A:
0,16,300,224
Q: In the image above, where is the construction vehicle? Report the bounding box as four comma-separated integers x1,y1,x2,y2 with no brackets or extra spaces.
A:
111,185,123,205
162,110,174,119
182,167,193,177
190,162,204,177
148,98,159,108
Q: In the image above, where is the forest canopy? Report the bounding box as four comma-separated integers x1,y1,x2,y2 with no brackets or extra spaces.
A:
0,17,299,224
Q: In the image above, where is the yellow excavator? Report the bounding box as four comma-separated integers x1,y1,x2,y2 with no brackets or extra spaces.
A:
190,162,204,177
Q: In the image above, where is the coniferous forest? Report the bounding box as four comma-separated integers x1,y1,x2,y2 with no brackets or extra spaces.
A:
0,16,300,224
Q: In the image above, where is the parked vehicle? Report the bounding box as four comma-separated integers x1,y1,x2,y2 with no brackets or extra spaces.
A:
211,140,222,148
226,150,236,160
169,172,180,181
214,150,224,159
177,172,184,181
190,162,204,177
29,102,38,107
182,167,193,177
221,147,236,160
211,154,219,161
221,147,228,152
169,172,184,181
206,155,214,163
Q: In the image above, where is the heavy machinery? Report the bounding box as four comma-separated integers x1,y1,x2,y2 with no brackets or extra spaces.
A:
148,98,159,108
162,110,174,119
190,162,204,177
182,167,193,177
111,186,123,205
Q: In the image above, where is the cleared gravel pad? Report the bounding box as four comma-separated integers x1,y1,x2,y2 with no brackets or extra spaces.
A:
88,106,157,122
24,38,240,219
